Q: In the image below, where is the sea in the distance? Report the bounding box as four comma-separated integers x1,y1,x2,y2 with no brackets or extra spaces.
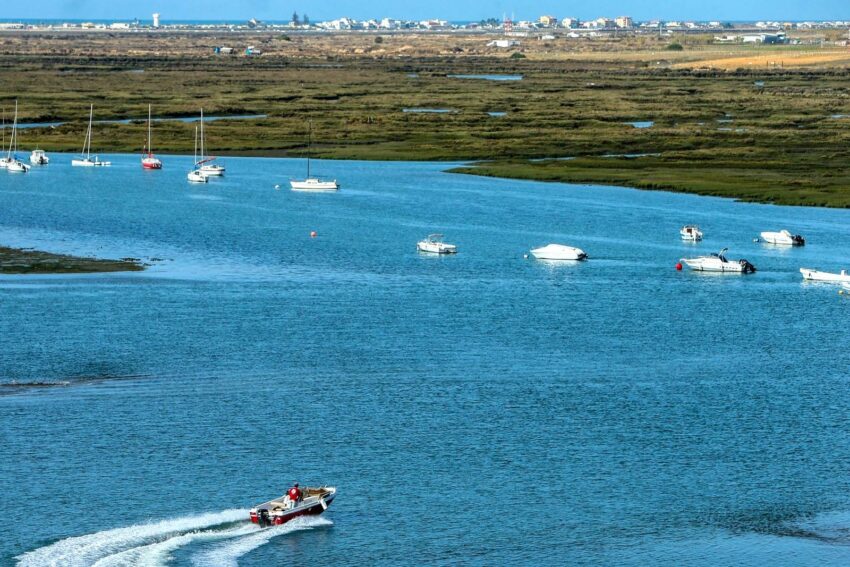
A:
1,153,849,566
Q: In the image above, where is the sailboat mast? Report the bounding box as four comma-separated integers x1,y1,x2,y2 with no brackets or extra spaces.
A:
306,120,312,178
83,104,93,158
194,126,198,164
200,109,205,162
148,104,152,155
11,100,17,155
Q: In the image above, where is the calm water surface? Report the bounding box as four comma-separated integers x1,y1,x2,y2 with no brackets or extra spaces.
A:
1,154,850,566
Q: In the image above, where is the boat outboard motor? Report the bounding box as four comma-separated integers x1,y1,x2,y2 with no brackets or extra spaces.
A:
740,259,756,273
258,509,271,528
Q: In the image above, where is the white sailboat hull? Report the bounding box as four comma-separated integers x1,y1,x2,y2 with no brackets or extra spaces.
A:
7,160,30,173
199,164,225,176
0,157,11,169
800,268,850,283
290,178,339,191
72,158,111,167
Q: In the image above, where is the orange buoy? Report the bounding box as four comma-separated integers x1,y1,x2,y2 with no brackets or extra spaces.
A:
310,231,317,238
675,262,683,271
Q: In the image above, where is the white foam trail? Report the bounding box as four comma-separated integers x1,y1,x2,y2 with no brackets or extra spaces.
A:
17,509,247,567
192,516,333,567
92,524,258,567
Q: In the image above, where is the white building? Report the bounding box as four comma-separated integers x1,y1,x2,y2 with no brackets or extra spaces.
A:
152,13,160,28
560,17,579,29
615,16,633,29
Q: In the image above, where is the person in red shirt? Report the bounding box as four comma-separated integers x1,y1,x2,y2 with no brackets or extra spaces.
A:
288,483,302,508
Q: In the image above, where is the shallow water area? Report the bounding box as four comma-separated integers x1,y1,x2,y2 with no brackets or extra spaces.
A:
447,74,523,81
2,153,850,566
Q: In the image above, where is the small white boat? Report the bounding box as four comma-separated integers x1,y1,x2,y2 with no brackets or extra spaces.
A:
195,109,224,176
4,100,29,173
680,225,703,241
759,229,804,246
799,268,850,283
71,105,111,167
187,126,209,183
681,248,756,273
290,120,338,191
187,169,208,183
7,159,30,173
250,486,336,527
29,148,49,165
417,234,457,254
530,243,587,261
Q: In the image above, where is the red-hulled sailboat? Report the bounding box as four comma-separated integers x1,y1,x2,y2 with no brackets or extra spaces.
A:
141,104,162,169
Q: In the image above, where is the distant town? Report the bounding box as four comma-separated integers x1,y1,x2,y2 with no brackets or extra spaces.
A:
1,14,849,39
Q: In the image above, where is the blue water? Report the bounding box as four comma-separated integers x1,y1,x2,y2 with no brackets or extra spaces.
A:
401,108,455,114
626,121,655,128
448,74,524,81
2,154,850,566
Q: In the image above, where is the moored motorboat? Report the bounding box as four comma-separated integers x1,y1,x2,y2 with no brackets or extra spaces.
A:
417,233,457,254
530,243,587,261
250,486,336,527
680,225,703,242
681,248,756,273
799,268,850,283
759,229,804,246
29,148,49,165
187,169,208,183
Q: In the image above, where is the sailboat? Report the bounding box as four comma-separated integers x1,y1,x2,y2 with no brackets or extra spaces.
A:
290,120,338,191
5,101,31,173
141,104,162,169
196,109,224,176
71,105,111,167
187,126,208,183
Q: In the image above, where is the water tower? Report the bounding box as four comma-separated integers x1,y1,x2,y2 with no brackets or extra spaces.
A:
152,13,160,28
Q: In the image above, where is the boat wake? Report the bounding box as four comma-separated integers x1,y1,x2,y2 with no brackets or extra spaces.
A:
16,509,249,567
191,516,333,567
17,510,333,567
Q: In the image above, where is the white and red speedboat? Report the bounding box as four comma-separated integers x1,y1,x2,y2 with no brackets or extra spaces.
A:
249,486,336,527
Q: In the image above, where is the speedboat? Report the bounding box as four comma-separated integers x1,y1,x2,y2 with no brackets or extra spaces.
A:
681,248,756,273
800,268,850,283
187,169,208,183
290,177,339,191
250,486,336,527
759,229,804,246
417,234,457,254
680,225,703,241
29,148,49,165
529,243,587,261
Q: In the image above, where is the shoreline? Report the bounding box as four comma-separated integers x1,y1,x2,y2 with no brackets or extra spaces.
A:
0,246,146,274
